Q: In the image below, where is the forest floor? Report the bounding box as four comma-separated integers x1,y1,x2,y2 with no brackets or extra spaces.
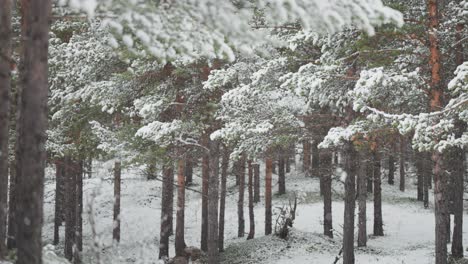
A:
40,159,468,264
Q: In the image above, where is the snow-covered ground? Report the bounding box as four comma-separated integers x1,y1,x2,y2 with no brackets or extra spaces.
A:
40,160,468,264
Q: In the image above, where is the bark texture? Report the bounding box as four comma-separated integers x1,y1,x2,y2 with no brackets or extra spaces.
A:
343,143,357,264
247,160,255,240
207,140,220,264
399,137,406,192
159,164,173,259
113,161,121,243
237,156,245,237
388,154,395,185
253,164,260,203
15,1,52,263
373,151,384,236
201,134,209,251
0,0,12,258
320,149,333,238
218,145,229,252
357,152,367,247
265,156,273,235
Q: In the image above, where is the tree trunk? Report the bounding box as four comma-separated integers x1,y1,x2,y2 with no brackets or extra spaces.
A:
247,160,255,240
7,115,19,250
159,163,173,259
320,149,333,238
265,156,273,235
373,150,384,236
253,164,260,203
15,1,51,263
238,155,245,237
184,154,193,186
53,160,64,245
366,159,373,193
303,140,311,176
207,140,220,264
343,143,357,264
428,0,448,262
113,161,121,243
201,134,209,251
399,137,406,192
64,158,77,261
423,152,431,209
416,154,424,201
312,141,319,177
0,0,12,258
357,151,367,247
175,158,186,256
218,145,229,252
75,162,83,261
451,22,465,259
388,154,395,185
278,156,286,195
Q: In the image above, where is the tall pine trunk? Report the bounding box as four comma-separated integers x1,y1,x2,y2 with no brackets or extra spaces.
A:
16,1,51,263
0,0,12,258
159,163,173,259
312,141,319,176
247,160,255,240
184,154,193,186
388,154,395,185
265,156,273,235
113,161,121,243
53,160,64,245
75,161,83,264
451,21,465,259
428,0,448,263
373,150,384,236
399,137,406,192
207,140,220,264
357,151,367,247
320,149,333,238
278,155,286,195
175,158,186,256
303,140,311,177
423,152,431,209
64,158,77,261
201,134,209,251
253,164,260,203
218,145,229,252
416,154,424,201
343,143,357,264
237,155,245,237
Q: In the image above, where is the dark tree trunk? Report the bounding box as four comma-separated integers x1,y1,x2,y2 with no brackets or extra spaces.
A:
113,161,121,243
312,140,319,176
423,152,431,208
175,158,186,256
64,158,77,261
247,160,255,240
7,118,19,250
343,143,357,264
15,1,51,263
388,154,395,185
320,149,333,238
399,137,406,192
366,159,373,193
53,160,64,245
75,161,83,263
218,145,229,252
357,151,367,247
207,140,220,264
451,22,465,259
433,152,449,264
416,154,424,201
0,0,12,258
159,163,173,259
373,151,384,236
184,154,193,185
238,155,245,237
278,156,286,195
253,164,260,203
201,135,209,251
303,140,311,176
265,156,273,235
